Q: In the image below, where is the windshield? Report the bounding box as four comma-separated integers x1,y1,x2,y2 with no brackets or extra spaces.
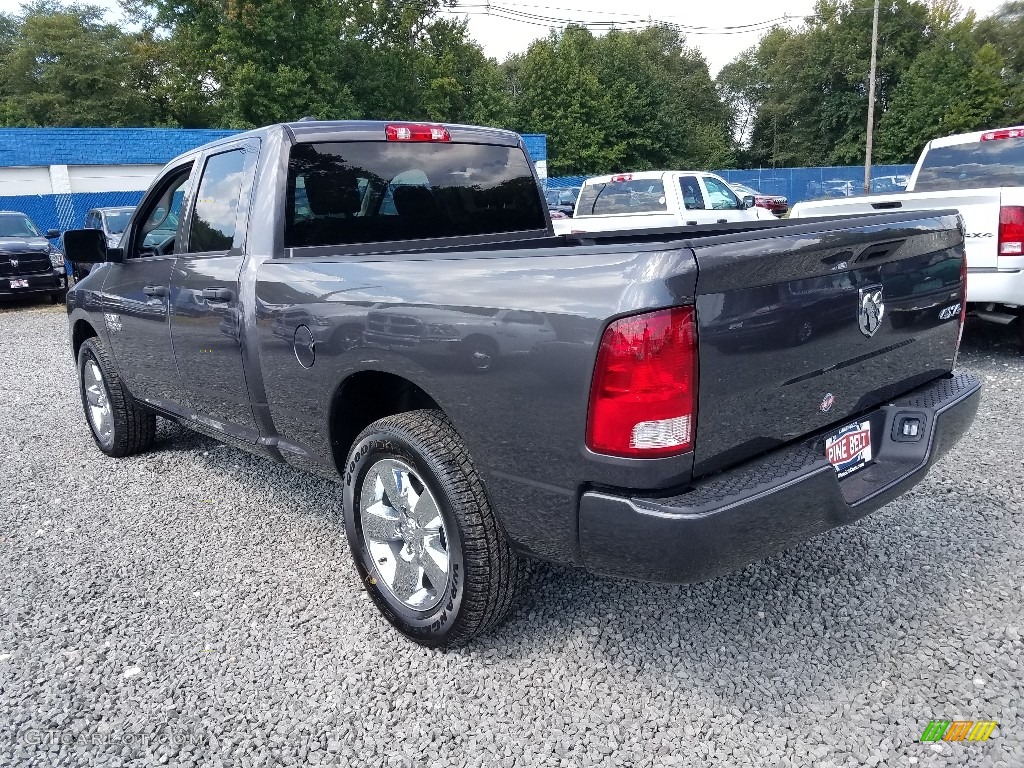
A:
0,214,40,238
916,137,1024,191
104,210,133,234
576,179,667,216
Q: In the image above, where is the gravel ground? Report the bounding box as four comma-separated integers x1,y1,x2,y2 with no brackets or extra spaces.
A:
0,300,1021,768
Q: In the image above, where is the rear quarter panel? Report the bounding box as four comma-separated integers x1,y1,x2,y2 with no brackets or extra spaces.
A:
255,245,698,563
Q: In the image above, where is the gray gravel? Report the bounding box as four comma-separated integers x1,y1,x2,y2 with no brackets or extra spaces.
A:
0,300,1021,768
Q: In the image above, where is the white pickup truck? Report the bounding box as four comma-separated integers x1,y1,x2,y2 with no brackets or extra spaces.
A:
792,126,1024,343
553,170,776,235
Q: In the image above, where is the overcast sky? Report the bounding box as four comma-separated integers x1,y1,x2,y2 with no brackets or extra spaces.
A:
0,0,1011,73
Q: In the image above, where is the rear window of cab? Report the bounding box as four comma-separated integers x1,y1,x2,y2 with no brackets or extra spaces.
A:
285,141,546,248
916,136,1024,191
576,179,668,217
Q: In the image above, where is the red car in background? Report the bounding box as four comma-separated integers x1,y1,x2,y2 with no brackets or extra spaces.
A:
730,183,789,217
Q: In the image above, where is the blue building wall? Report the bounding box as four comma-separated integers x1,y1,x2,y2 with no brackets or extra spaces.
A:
0,127,548,233
0,128,241,167
0,127,547,168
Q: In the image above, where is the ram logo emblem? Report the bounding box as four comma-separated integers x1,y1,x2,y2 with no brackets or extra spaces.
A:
858,285,885,338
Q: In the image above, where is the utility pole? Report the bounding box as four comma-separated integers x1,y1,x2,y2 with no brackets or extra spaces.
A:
864,0,880,195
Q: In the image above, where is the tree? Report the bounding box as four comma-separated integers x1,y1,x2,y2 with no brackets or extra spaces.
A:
509,25,731,176
0,2,170,127
718,0,938,167
974,2,1024,124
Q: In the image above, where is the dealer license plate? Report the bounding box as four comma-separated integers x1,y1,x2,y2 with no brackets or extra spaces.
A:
825,420,872,478
10,279,29,288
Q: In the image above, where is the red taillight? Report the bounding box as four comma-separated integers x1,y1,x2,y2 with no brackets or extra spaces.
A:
956,250,968,356
998,205,1024,257
385,123,451,142
981,128,1024,141
586,306,698,458
610,174,633,182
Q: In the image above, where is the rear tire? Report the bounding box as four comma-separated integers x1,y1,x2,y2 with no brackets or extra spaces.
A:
342,409,523,647
77,337,156,457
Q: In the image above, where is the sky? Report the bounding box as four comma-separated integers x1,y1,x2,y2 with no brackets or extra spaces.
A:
0,0,1011,74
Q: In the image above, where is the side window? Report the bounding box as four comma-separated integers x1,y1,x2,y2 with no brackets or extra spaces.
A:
131,165,192,259
679,176,706,210
702,176,741,210
188,149,246,253
84,213,95,229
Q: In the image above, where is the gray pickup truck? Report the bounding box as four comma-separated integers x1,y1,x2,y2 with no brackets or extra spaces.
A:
63,120,981,647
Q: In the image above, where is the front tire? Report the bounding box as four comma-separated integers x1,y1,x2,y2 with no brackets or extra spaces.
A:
77,337,156,457
343,410,523,647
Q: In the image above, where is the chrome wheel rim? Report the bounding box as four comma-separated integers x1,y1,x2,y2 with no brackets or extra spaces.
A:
83,359,112,443
359,458,450,611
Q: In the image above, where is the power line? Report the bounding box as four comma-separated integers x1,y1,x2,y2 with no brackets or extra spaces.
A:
446,2,800,35
445,0,895,37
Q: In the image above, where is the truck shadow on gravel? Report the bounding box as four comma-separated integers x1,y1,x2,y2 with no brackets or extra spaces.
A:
496,485,1016,684
960,315,1023,357
135,317,1019,689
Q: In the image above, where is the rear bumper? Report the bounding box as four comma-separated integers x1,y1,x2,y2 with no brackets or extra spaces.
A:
579,372,981,583
967,268,1024,307
0,269,66,299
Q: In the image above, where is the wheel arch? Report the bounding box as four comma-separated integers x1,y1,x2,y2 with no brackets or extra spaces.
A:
328,369,444,474
71,318,99,362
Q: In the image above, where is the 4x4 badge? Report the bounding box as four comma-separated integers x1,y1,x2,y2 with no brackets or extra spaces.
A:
858,285,885,338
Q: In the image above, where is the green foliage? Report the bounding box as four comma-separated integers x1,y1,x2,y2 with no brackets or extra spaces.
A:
508,25,731,175
0,3,171,127
2,0,1024,173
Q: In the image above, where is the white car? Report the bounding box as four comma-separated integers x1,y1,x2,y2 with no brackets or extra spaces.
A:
553,171,776,235
791,125,1024,341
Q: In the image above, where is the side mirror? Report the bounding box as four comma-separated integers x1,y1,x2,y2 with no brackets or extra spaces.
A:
742,195,756,210
63,228,124,264
45,229,60,239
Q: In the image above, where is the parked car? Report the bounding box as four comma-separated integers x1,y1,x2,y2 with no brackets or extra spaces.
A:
0,211,67,303
792,124,1024,345
75,206,136,280
556,170,777,235
63,120,979,648
544,186,580,217
84,206,135,249
729,182,789,217
870,175,910,193
821,179,858,198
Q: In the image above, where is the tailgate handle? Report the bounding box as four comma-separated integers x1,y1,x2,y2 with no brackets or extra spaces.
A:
142,285,167,298
202,287,233,302
871,201,902,210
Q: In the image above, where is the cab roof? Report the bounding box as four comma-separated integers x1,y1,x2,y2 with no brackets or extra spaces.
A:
165,120,523,167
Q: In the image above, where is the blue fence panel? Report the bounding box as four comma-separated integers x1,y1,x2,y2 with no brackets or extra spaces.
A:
545,165,916,206
0,191,145,234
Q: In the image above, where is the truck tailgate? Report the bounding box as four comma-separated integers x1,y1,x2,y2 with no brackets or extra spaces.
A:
793,189,1000,269
691,211,965,477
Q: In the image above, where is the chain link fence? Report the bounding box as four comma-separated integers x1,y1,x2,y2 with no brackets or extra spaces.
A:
0,191,145,234
546,164,917,206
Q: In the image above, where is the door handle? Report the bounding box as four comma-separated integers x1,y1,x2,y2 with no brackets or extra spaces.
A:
717,218,728,224
201,287,233,302
143,285,167,298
